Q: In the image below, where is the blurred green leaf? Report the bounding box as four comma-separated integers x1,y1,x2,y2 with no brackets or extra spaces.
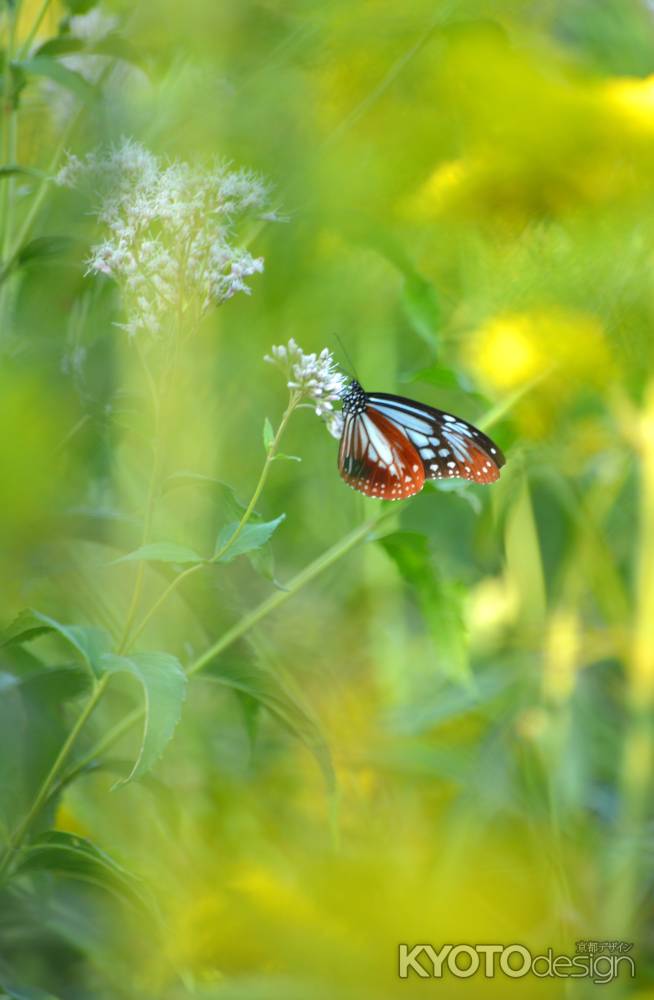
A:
0,236,77,286
62,0,100,11
0,165,47,180
207,658,334,793
162,472,246,519
0,976,60,1000
0,236,77,288
14,831,152,913
112,542,205,565
35,33,142,68
379,532,469,683
263,417,274,451
14,57,97,106
405,364,468,391
0,57,27,109
214,515,285,562
0,610,110,680
34,37,91,58
0,664,91,702
99,652,187,784
15,236,76,268
0,657,94,837
401,273,441,349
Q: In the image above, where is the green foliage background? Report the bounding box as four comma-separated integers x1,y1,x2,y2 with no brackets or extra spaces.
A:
2,0,654,997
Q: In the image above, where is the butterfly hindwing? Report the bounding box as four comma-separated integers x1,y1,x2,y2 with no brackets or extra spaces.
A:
338,407,425,500
366,392,505,484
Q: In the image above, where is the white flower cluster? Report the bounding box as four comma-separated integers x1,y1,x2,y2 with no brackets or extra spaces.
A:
265,339,346,437
57,139,271,339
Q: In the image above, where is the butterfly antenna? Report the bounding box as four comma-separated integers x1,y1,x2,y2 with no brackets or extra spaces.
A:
333,333,360,383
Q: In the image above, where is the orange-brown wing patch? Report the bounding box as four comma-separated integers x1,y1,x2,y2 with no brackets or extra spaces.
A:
437,440,502,484
338,408,425,500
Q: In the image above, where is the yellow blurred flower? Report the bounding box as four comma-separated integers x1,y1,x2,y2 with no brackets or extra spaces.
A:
604,75,654,136
467,307,611,391
463,307,615,439
467,313,548,392
467,576,519,650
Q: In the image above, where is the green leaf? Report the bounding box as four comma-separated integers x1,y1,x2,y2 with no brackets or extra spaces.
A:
401,273,441,349
214,515,285,563
112,542,205,565
262,416,275,452
98,652,187,784
0,662,79,836
272,452,301,463
15,56,98,106
0,610,110,680
207,657,334,793
1,609,53,646
379,532,470,683
15,831,153,913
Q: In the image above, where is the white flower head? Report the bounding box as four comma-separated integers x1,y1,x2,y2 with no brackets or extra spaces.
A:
57,139,274,340
265,339,347,436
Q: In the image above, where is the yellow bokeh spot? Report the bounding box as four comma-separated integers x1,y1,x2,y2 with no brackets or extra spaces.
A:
407,158,472,220
604,75,654,135
469,314,545,391
466,307,612,394
55,804,90,838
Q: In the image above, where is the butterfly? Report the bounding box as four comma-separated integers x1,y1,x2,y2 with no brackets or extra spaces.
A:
338,380,505,500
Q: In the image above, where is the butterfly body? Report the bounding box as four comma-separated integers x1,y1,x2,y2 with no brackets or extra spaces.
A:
338,380,505,500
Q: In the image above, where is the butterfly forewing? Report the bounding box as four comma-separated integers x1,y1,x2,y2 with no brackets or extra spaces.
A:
338,406,425,499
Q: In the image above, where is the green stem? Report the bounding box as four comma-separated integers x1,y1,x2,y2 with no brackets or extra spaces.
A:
0,673,111,884
1,3,18,246
2,114,74,281
5,55,116,269
18,0,53,60
58,705,143,791
117,354,162,654
188,510,389,677
213,392,300,560
60,510,391,783
123,393,301,651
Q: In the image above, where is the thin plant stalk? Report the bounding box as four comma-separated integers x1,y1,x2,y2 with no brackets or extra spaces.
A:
18,0,54,60
117,346,164,653
611,381,654,933
121,391,301,652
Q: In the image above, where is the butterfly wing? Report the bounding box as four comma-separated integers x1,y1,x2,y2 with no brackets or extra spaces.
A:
338,406,425,499
366,392,505,485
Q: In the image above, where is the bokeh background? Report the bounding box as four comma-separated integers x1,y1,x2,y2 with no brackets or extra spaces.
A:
2,0,654,997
